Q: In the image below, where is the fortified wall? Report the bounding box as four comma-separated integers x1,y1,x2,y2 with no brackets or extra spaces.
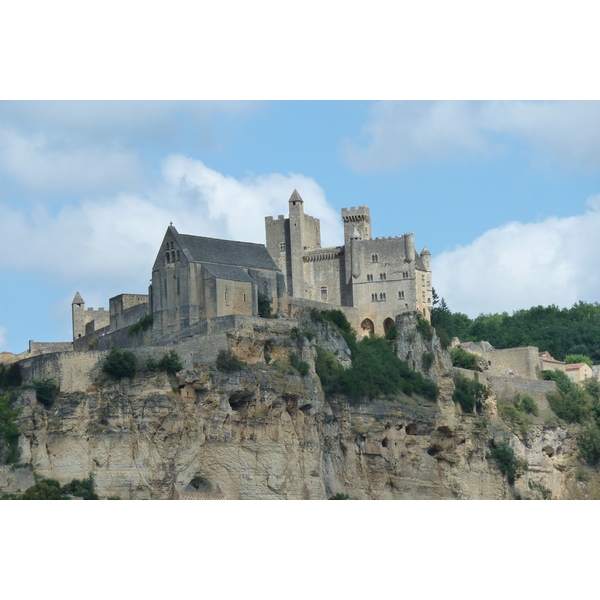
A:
460,342,541,379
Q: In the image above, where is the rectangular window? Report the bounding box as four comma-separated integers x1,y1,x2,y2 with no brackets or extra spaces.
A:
321,286,328,301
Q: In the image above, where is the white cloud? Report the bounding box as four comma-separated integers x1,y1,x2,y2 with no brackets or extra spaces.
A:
0,127,145,194
0,326,8,352
0,158,342,295
343,101,600,173
432,198,600,317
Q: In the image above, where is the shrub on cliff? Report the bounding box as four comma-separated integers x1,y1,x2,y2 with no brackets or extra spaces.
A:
289,353,310,376
0,363,22,389
0,393,21,464
542,370,591,424
578,426,600,466
452,373,488,414
216,350,246,372
488,441,527,485
14,474,98,500
33,379,60,407
315,336,438,403
449,347,478,370
103,346,137,379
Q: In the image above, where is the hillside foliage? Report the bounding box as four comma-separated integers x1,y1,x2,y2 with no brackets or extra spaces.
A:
312,309,438,402
432,296,600,363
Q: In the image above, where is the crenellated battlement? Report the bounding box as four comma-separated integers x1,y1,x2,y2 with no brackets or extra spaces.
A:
341,206,370,222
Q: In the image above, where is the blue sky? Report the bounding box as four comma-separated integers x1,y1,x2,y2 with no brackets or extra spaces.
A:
3,100,600,353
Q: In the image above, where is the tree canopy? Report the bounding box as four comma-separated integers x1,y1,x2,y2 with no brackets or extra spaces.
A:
431,294,600,363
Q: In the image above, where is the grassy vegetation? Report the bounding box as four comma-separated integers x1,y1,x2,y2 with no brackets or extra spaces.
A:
128,314,154,337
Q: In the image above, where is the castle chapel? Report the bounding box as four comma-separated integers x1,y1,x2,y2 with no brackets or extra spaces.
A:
71,190,432,344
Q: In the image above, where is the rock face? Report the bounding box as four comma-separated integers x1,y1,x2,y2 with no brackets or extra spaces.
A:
4,315,599,499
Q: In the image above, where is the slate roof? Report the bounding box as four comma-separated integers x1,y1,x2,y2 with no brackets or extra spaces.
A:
179,234,278,271
202,263,255,283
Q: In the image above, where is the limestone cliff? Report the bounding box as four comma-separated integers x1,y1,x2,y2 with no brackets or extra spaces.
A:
3,315,599,499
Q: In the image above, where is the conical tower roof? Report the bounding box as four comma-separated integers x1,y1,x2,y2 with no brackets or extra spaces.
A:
72,291,84,305
289,189,303,203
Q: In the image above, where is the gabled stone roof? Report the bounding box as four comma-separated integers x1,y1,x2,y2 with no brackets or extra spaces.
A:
178,234,278,271
202,263,255,283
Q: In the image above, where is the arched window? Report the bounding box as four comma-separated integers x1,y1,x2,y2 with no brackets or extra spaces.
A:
171,251,176,262
166,252,170,264
383,317,395,335
361,318,374,336
177,250,180,261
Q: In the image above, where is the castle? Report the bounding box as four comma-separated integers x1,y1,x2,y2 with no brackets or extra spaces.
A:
65,190,432,350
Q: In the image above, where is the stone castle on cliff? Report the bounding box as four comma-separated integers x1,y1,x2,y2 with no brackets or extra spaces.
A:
60,190,432,352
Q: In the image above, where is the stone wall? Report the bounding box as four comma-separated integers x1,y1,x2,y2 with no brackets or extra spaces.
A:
467,346,541,379
28,341,73,355
18,350,104,393
488,375,556,409
110,294,149,331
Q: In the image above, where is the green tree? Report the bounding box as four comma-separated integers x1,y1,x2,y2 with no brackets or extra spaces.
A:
564,354,593,368
579,426,600,466
258,292,273,318
102,346,137,379
157,350,183,374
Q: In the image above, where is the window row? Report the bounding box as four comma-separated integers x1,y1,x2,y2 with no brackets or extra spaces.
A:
166,250,180,264
366,273,387,282
371,293,387,301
